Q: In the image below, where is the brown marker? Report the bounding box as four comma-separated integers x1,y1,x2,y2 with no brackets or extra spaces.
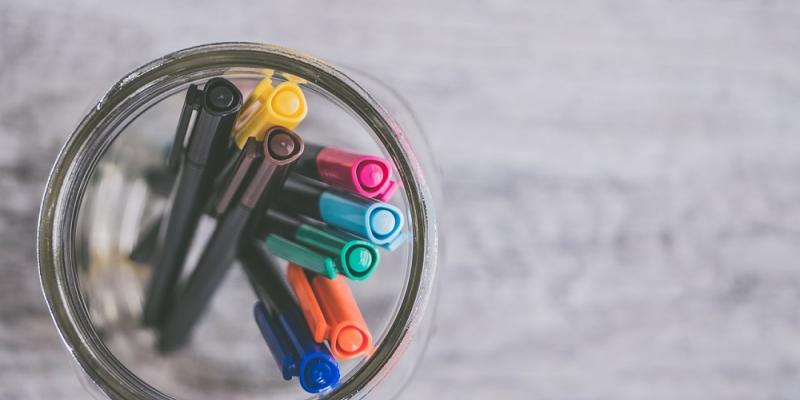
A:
157,127,304,352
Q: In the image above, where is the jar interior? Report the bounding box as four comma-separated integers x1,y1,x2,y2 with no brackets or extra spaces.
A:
74,68,413,399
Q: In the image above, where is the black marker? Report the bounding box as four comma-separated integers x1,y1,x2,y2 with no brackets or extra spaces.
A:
129,216,161,264
157,128,304,352
142,78,243,327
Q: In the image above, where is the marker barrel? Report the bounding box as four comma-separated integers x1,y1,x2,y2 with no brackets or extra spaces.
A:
157,203,250,351
287,264,373,360
294,143,398,200
129,217,160,264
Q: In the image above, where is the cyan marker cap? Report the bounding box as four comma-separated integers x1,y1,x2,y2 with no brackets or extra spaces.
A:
254,302,340,393
318,192,404,245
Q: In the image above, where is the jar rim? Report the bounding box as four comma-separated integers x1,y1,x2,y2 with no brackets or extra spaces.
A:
37,42,439,399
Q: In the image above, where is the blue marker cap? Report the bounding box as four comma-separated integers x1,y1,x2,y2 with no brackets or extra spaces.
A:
254,302,340,393
318,192,404,245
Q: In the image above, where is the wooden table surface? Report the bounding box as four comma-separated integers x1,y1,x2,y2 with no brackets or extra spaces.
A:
2,1,800,399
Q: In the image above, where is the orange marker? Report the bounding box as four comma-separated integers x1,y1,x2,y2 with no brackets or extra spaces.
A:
286,263,373,360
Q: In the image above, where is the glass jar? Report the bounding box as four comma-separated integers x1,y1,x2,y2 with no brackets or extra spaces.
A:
37,42,440,399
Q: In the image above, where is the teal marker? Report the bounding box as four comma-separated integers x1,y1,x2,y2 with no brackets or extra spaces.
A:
262,209,380,280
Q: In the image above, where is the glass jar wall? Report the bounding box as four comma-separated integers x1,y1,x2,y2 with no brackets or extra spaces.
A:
38,43,439,400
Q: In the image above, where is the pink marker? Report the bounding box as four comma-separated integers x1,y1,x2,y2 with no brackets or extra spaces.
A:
295,143,399,200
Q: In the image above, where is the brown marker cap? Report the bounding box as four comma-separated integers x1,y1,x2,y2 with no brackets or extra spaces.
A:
268,131,297,160
239,127,304,208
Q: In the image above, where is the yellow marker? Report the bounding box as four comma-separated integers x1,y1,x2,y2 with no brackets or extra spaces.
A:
233,72,308,149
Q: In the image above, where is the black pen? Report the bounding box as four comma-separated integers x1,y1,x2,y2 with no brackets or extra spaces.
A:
157,127,304,352
142,78,242,327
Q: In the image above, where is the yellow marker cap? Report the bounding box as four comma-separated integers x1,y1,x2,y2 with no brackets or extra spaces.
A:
233,78,308,149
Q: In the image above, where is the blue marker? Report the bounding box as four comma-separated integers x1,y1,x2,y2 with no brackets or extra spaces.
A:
242,241,340,393
276,173,406,248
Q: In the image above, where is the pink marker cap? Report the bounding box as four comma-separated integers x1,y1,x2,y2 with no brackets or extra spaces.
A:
316,147,397,199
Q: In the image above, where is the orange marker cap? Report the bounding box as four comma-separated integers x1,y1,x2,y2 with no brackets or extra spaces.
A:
286,264,372,360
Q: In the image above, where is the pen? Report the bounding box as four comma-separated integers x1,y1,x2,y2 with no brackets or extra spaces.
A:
143,78,242,327
286,263,373,360
129,216,161,264
275,174,406,249
144,166,178,198
260,209,379,280
241,240,340,394
157,128,304,351
294,143,398,201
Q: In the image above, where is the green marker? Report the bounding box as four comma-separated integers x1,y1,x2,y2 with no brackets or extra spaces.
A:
262,209,380,280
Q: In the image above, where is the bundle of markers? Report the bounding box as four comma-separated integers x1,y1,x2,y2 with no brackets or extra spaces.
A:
131,72,406,394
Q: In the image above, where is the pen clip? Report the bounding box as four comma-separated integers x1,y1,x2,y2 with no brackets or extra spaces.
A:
168,84,202,171
214,137,262,215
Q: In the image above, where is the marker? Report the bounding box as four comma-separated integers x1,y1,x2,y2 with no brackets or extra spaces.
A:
275,174,406,248
294,143,398,201
286,264,373,360
232,73,308,149
143,166,177,197
240,240,339,394
157,128,304,351
129,217,160,264
260,209,379,280
143,78,242,327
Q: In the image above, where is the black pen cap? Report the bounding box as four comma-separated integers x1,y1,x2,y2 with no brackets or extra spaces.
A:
185,78,243,166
